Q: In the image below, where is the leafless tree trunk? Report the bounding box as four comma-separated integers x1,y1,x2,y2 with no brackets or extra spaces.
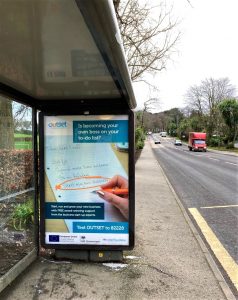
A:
114,0,180,81
13,102,32,132
0,97,14,149
185,85,204,116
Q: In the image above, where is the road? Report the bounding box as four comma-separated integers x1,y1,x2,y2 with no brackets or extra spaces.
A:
151,135,238,293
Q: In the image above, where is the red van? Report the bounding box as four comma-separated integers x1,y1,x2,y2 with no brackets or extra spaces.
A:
188,132,207,152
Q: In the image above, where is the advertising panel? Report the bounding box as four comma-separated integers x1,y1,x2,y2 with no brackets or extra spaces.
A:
40,114,133,248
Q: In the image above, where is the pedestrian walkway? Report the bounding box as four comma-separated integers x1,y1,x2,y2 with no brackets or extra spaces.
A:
0,141,235,300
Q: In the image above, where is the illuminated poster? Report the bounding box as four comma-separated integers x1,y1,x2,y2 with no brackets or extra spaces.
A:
42,115,130,246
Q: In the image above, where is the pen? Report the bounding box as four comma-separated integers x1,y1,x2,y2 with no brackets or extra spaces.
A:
94,188,128,195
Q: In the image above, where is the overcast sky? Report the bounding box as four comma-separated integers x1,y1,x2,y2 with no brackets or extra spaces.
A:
132,0,238,111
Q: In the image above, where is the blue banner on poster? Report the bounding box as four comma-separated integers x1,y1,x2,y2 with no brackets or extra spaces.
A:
73,222,128,233
73,120,128,143
45,202,104,219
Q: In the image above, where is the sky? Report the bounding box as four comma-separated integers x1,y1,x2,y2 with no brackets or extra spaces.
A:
132,0,238,112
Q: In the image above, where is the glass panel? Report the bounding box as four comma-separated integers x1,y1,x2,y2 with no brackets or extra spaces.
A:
0,0,120,99
0,95,35,277
194,140,205,144
0,1,34,95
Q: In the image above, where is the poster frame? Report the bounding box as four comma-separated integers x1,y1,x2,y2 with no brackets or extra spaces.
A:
39,108,135,250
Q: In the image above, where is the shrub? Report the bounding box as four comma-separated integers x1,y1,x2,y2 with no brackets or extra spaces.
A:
136,140,144,150
208,136,223,147
0,150,33,197
135,127,145,150
10,198,34,231
226,142,234,149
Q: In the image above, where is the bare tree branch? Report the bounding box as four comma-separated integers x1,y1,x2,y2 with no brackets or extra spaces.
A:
114,0,180,81
186,0,193,8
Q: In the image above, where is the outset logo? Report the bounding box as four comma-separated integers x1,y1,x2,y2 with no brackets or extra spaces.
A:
48,121,67,128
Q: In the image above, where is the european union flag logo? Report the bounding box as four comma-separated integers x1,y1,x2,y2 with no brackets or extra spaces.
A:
49,235,59,242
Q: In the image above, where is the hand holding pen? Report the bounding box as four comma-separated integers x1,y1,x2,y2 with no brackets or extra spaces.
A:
96,175,129,220
97,188,128,195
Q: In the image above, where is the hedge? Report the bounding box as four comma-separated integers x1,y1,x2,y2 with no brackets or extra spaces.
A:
0,150,34,197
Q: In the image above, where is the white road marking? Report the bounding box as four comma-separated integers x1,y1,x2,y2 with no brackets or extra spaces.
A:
190,153,203,156
225,162,238,166
200,204,238,209
208,157,219,161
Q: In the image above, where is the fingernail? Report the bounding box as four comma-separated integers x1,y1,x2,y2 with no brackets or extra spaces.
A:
97,191,105,197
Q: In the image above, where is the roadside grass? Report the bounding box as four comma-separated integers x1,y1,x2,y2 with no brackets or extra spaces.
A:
208,146,238,153
15,142,32,150
14,133,31,138
14,133,32,150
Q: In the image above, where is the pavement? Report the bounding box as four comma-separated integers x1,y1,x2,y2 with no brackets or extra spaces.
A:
0,140,236,300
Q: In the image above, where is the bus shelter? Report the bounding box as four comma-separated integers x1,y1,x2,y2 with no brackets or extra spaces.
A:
0,0,136,292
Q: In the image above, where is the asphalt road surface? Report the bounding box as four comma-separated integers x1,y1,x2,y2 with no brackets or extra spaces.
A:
151,135,238,293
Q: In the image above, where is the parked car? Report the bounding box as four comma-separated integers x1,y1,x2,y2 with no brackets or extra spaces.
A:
174,139,182,146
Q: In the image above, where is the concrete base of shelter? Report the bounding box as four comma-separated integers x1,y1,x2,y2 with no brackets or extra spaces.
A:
55,250,123,262
0,248,37,294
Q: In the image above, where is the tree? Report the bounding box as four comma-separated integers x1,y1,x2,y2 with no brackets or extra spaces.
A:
201,78,235,114
114,0,180,81
218,99,238,143
13,102,32,133
160,107,183,136
167,121,177,136
185,77,236,138
185,85,204,116
140,107,184,134
185,78,235,115
0,97,32,149
0,96,14,149
177,118,191,139
141,98,161,128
